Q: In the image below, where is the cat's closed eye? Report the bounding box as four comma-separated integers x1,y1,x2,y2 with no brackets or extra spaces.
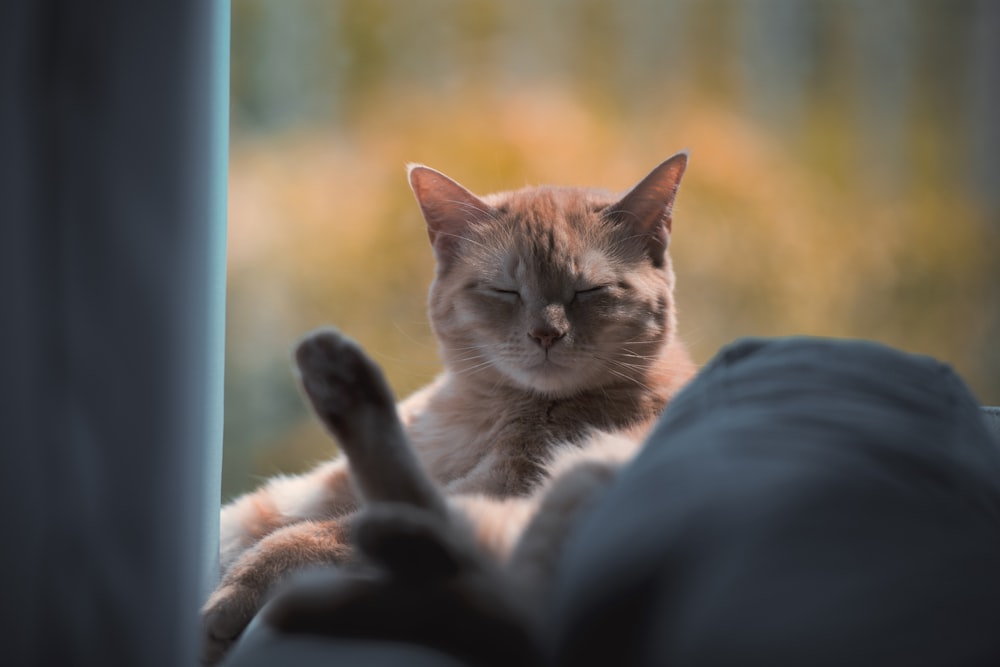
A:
572,285,608,302
488,287,520,300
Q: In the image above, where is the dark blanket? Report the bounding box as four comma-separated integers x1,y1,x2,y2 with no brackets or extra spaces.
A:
552,337,1000,666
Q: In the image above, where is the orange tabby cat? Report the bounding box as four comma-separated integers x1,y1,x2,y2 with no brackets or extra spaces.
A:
202,153,696,663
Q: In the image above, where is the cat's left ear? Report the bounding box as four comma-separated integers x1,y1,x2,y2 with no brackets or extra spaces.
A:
608,151,688,266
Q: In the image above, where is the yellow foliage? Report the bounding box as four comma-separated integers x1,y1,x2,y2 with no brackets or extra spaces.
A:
223,84,997,500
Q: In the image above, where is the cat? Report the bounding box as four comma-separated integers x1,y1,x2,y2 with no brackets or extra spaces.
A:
202,152,696,664
258,327,683,667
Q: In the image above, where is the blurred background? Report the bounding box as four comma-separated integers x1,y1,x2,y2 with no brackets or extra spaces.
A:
223,0,999,502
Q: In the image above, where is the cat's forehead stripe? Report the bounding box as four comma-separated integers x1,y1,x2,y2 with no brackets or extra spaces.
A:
513,256,526,283
475,187,621,282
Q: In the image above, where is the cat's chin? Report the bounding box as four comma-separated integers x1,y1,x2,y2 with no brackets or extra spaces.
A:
505,359,594,398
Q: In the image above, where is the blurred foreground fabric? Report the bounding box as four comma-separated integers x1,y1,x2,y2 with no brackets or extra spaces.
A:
226,337,1000,667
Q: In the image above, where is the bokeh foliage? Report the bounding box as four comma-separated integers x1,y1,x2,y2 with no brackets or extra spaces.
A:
223,0,999,501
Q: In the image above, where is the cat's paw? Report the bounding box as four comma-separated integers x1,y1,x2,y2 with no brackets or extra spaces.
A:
294,327,397,442
201,579,263,666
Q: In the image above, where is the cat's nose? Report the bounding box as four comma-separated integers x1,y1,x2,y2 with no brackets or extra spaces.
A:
528,327,565,350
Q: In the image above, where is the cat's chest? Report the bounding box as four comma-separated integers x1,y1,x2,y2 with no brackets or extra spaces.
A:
407,390,633,484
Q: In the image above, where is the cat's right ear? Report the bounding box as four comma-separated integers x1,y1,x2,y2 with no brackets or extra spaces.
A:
408,164,493,264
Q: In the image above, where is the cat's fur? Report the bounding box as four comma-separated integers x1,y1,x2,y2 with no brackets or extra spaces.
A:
202,153,696,664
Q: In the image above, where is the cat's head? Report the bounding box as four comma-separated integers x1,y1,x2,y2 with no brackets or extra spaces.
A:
408,154,688,397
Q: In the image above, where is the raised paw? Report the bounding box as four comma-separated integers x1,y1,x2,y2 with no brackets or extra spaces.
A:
294,327,398,445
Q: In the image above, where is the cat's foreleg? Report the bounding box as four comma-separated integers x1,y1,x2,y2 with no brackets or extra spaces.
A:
217,459,357,575
202,516,355,665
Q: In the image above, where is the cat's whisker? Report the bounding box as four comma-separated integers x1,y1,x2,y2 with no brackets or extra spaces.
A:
610,354,694,374
587,354,662,394
452,353,492,367
615,350,659,361
389,322,441,351
596,356,643,374
449,351,489,361
607,360,648,373
601,364,656,394
615,356,657,366
450,356,493,368
442,343,489,354
450,358,498,378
